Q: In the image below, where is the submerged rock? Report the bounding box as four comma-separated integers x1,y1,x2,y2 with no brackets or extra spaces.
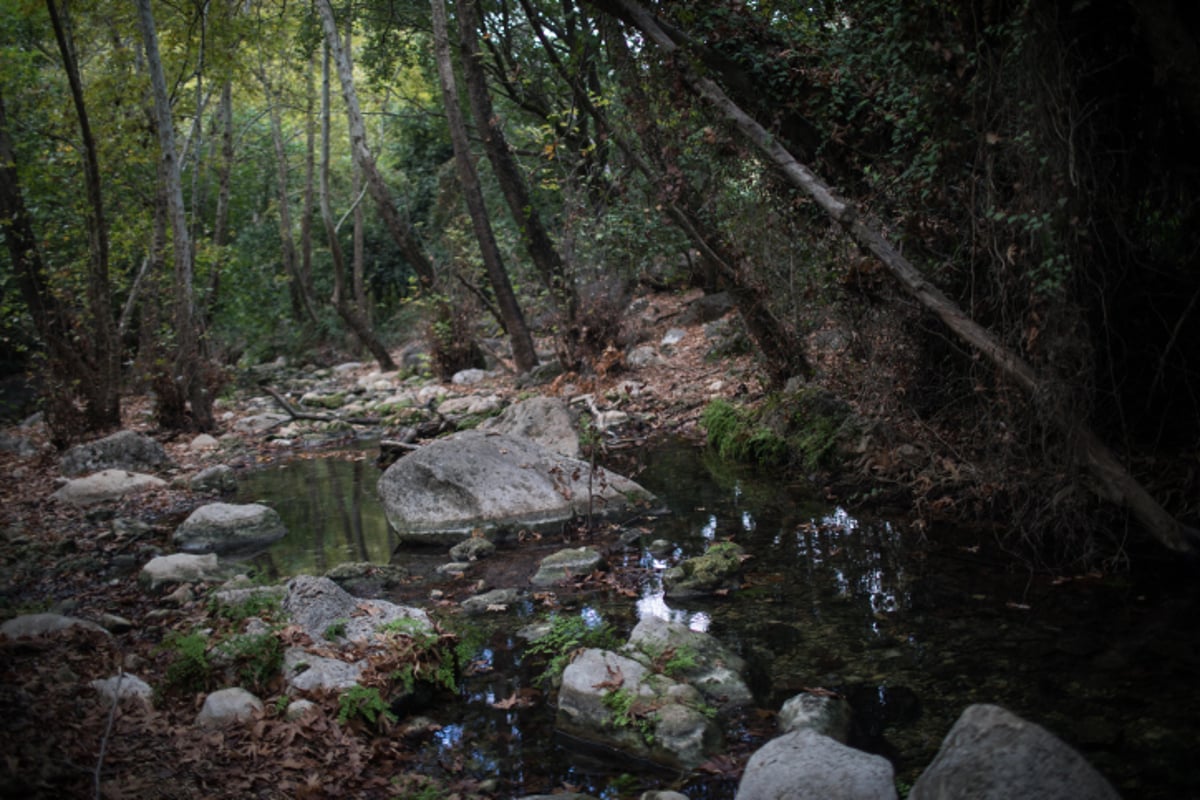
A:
663,541,745,598
324,562,410,596
377,430,656,545
531,547,605,587
909,704,1120,800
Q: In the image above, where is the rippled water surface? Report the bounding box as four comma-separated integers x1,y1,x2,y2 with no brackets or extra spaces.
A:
239,440,1200,799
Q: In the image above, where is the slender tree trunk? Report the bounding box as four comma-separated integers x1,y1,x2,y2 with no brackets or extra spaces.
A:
260,67,319,324
596,0,1200,556
459,0,577,367
301,56,317,308
314,0,438,292
320,45,397,371
208,79,234,312
346,24,367,320
431,0,537,373
136,0,215,431
46,0,121,428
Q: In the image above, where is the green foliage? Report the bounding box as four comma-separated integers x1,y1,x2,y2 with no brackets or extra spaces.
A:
645,643,699,680
209,592,282,625
337,684,397,727
378,618,458,696
159,630,211,694
323,618,348,641
222,632,284,694
526,613,620,688
700,399,788,466
602,687,657,744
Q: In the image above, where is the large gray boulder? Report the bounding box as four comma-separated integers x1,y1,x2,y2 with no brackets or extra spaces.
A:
172,503,287,554
51,469,166,506
282,575,430,644
377,430,656,545
625,616,752,712
281,576,433,693
735,729,898,800
556,648,723,770
909,704,1120,800
480,396,581,458
60,430,171,477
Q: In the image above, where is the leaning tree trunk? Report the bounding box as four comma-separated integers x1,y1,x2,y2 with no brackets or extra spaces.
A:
458,0,577,366
46,0,121,429
593,0,1199,556
319,45,397,371
314,0,438,293
136,0,215,431
431,0,537,373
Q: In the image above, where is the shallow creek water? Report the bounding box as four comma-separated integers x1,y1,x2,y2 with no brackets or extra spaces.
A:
238,439,1200,799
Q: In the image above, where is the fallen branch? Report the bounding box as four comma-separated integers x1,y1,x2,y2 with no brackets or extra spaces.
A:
595,0,1198,555
259,383,381,426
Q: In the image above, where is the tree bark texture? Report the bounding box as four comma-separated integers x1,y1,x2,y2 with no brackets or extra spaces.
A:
136,0,215,430
46,0,121,428
320,45,397,371
260,67,318,325
431,0,537,373
459,0,578,365
592,0,1198,556
314,0,438,292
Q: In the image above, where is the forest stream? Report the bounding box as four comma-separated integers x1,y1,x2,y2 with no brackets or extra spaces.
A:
237,439,1200,799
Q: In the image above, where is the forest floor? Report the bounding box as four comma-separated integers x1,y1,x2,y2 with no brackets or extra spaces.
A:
0,286,786,799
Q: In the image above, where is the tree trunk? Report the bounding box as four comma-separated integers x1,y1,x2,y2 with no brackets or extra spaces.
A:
260,66,319,325
136,0,215,431
301,55,317,310
343,24,368,321
46,0,121,429
459,0,577,366
208,79,234,311
0,86,97,443
595,0,1199,556
314,0,439,293
431,0,537,373
319,44,397,371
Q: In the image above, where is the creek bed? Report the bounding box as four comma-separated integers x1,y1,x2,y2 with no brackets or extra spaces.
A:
238,439,1200,798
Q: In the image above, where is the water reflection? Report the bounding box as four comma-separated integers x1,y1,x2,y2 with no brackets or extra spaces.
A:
236,454,396,578
236,440,1199,798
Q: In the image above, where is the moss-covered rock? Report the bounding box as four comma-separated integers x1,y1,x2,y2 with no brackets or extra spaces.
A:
663,541,745,598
